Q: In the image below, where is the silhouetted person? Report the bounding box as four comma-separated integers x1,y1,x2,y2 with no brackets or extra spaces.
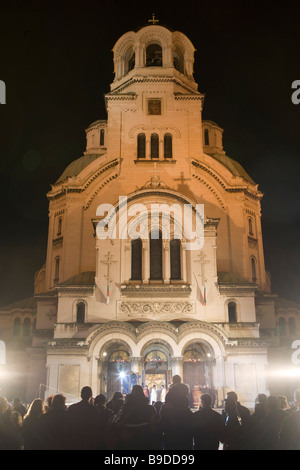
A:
241,403,266,450
223,397,242,450
160,393,193,450
22,398,46,450
255,393,268,418
66,386,98,450
39,394,68,450
226,391,250,427
11,398,27,418
0,396,12,450
106,391,124,414
193,393,224,450
94,394,113,449
166,375,189,402
110,385,157,450
279,388,300,450
7,411,23,450
277,395,291,413
260,395,289,450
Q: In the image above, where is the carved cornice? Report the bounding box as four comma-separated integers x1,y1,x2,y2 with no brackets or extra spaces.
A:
118,301,196,318
192,159,262,200
48,160,119,203
110,77,200,95
192,173,227,211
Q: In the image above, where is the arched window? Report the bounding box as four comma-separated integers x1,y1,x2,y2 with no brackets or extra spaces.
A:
289,317,297,336
150,229,162,280
13,318,21,336
54,257,60,284
100,129,105,146
204,128,209,146
151,133,159,159
137,133,146,159
251,257,257,282
76,302,85,324
170,239,181,280
131,239,142,280
228,301,237,323
23,318,31,336
173,47,184,74
57,217,62,236
248,217,254,236
164,133,173,158
278,317,286,336
146,44,162,67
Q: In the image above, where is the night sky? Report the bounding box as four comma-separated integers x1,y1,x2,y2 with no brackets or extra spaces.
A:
0,0,300,307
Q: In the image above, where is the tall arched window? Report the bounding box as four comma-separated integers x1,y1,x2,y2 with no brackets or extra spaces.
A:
57,217,62,236
248,217,254,236
251,257,257,282
164,133,173,158
228,301,237,323
170,239,181,280
137,133,146,159
150,229,162,280
76,302,85,324
54,257,60,284
146,44,162,67
151,133,159,159
23,318,31,336
100,129,105,146
278,317,286,336
173,47,184,73
131,239,142,280
204,128,209,146
13,318,21,336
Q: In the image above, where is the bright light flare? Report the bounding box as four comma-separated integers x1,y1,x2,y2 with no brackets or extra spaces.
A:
119,371,126,379
268,367,300,378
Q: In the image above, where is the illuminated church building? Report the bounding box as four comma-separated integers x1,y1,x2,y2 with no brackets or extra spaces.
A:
1,21,298,406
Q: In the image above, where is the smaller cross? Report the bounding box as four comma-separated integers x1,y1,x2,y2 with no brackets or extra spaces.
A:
148,13,159,25
101,251,117,283
194,251,210,286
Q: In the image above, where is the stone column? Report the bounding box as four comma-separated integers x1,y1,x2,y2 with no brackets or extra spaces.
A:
159,138,164,159
171,356,184,379
130,356,142,385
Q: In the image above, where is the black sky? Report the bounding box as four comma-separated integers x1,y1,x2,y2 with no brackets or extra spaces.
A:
0,0,300,306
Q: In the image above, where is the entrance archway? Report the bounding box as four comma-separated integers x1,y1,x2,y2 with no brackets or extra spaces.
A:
142,343,171,402
183,343,215,408
105,349,131,398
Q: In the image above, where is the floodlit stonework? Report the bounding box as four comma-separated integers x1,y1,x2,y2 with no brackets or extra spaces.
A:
0,21,299,406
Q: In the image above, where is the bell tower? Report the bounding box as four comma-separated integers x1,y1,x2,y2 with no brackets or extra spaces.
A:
105,19,205,160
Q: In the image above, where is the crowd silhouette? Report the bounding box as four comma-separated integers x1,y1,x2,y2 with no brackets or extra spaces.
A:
0,375,300,450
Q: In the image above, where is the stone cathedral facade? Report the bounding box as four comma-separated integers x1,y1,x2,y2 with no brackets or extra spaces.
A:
2,21,298,407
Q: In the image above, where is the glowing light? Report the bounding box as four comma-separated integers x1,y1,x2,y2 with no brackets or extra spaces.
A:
268,367,300,378
119,371,126,379
103,352,107,357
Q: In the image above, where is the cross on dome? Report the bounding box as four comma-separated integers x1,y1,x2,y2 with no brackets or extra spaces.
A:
148,13,159,25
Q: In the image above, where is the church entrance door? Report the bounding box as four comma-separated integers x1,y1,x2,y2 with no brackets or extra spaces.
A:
143,350,168,403
183,344,214,408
